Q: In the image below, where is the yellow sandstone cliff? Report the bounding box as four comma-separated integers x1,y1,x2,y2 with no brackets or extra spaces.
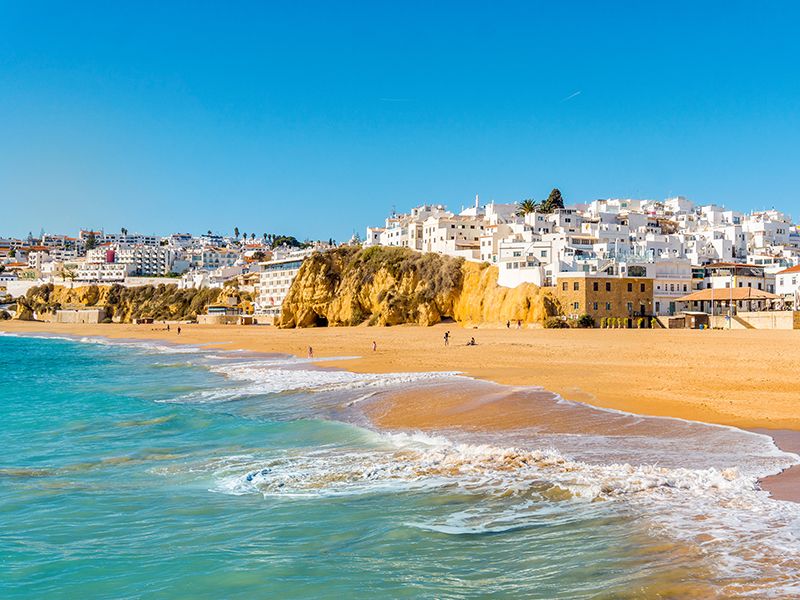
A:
15,283,248,323
278,247,559,328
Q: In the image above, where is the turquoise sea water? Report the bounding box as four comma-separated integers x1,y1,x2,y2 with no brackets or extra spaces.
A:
2,333,800,598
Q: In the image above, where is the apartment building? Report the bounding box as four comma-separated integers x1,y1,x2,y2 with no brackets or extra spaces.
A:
255,252,310,322
554,273,655,321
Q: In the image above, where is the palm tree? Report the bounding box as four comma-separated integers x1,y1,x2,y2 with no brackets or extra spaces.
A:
250,233,255,241
516,199,539,217
234,227,240,239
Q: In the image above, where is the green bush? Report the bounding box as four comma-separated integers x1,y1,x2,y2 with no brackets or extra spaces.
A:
544,316,570,329
577,314,595,328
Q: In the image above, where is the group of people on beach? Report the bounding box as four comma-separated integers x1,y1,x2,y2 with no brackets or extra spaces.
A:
443,330,476,347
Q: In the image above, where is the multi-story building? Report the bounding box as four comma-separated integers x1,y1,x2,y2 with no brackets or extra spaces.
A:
776,265,800,307
255,249,315,322
554,272,655,321
74,261,134,283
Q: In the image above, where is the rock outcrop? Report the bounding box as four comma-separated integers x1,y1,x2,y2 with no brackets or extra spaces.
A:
278,247,560,328
15,283,250,323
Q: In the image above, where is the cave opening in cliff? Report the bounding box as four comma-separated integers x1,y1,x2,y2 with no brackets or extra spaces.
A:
314,314,328,327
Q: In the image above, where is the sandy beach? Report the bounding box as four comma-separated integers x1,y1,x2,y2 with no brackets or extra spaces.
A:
4,320,799,498
3,320,798,429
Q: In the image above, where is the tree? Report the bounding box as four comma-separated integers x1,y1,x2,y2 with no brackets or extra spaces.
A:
250,233,255,241
207,230,212,236
516,199,539,217
234,227,240,239
262,233,267,243
85,233,97,250
121,227,128,236
8,248,15,258
541,188,565,213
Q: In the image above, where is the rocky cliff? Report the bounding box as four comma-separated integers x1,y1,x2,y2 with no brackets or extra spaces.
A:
15,283,251,323
278,247,559,328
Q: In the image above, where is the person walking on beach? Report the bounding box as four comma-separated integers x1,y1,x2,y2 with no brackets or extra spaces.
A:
506,320,510,329
177,326,181,335
517,320,521,329
307,346,314,359
166,324,170,332
372,340,377,352
444,331,450,346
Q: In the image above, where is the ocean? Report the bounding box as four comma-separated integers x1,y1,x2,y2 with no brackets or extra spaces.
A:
1,332,799,598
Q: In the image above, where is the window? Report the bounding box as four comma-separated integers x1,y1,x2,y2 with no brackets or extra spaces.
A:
627,283,633,292
573,302,580,310
606,282,612,292
641,283,646,293
574,282,580,291
593,282,599,291
606,302,612,310
593,302,598,310
627,302,633,313
562,282,568,291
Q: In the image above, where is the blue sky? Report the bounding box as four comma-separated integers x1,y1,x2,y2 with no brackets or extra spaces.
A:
1,1,798,240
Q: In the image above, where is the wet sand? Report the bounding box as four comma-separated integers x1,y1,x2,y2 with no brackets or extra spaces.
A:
753,429,800,502
3,320,799,499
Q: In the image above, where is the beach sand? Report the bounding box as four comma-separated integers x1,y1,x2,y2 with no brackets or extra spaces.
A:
3,320,799,497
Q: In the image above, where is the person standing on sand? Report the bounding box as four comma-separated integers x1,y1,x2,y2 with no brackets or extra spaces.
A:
372,341,377,352
307,346,313,359
166,324,170,332
444,331,450,346
517,320,521,329
506,320,510,329
177,326,181,335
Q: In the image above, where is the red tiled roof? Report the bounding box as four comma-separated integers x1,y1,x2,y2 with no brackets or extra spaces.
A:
777,265,800,275
676,288,780,302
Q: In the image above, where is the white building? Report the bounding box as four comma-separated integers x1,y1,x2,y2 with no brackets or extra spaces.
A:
255,248,320,321
776,265,800,306
75,261,134,283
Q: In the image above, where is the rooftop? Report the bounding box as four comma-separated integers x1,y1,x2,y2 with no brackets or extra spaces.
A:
777,265,800,275
676,288,780,302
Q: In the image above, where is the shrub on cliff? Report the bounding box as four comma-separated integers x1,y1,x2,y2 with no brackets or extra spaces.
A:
544,316,570,329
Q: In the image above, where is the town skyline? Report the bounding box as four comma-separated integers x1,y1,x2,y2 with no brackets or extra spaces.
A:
2,190,795,242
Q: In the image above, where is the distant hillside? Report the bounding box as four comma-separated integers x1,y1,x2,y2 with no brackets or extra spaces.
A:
15,283,251,323
279,246,560,328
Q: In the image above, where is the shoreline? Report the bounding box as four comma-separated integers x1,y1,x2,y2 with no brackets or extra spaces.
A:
2,320,799,501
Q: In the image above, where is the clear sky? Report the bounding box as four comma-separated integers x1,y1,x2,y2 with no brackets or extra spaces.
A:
2,1,798,240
